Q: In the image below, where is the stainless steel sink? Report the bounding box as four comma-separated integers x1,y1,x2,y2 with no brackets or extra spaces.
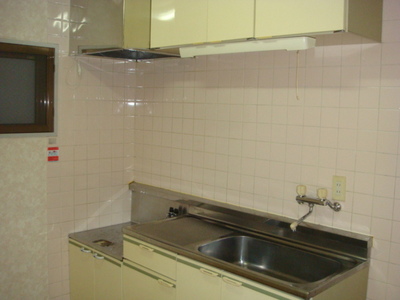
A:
125,211,369,298
198,235,349,284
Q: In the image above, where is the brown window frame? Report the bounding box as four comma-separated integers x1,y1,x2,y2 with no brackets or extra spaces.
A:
0,41,55,134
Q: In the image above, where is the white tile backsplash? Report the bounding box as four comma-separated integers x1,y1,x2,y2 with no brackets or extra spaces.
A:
122,17,399,300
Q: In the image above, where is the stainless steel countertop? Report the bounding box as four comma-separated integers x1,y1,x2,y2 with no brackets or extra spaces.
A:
123,214,370,299
69,222,134,260
68,182,371,298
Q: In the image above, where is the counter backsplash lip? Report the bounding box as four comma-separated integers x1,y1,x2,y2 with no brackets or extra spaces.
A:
128,181,372,253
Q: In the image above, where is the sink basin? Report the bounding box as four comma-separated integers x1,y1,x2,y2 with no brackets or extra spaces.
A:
198,235,347,284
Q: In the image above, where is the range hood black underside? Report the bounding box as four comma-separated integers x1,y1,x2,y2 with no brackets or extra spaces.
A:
83,49,179,60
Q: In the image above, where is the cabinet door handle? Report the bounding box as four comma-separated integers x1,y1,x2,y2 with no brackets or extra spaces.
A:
199,268,219,277
222,276,243,287
157,279,174,288
139,244,155,252
93,253,104,260
80,247,91,253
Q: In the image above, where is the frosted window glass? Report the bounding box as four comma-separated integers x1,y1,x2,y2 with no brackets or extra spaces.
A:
0,57,36,124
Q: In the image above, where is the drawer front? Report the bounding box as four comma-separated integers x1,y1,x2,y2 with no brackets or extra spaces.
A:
221,272,302,300
123,235,177,280
177,256,221,300
123,260,176,300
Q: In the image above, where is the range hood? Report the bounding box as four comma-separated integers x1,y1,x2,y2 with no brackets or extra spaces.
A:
180,37,316,58
78,47,179,60
69,0,315,61
69,0,179,60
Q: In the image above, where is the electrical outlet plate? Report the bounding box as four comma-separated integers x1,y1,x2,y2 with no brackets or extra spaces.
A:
332,175,346,201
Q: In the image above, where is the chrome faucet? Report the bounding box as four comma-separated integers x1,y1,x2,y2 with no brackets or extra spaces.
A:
291,186,341,232
290,202,314,232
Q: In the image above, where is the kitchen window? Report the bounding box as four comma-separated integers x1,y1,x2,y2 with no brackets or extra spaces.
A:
0,41,56,134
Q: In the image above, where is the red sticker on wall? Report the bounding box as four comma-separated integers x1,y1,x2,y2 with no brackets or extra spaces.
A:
48,147,59,162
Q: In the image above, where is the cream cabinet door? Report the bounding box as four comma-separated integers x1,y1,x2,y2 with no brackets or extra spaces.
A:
151,0,208,48
221,273,302,300
255,0,345,38
123,260,176,300
123,235,177,280
69,242,95,300
93,253,122,300
176,256,221,300
69,241,122,300
207,0,254,42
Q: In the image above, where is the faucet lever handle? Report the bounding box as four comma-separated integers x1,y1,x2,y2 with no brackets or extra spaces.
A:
296,185,307,196
317,188,327,200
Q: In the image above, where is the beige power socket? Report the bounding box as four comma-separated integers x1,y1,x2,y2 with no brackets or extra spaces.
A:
332,176,346,201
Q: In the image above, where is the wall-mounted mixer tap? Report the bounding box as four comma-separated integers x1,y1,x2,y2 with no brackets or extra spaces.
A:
291,185,341,232
290,202,314,232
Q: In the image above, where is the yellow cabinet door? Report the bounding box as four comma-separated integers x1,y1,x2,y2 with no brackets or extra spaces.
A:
93,253,122,300
176,257,221,300
69,241,122,300
122,261,176,300
151,0,208,48
69,243,95,300
221,273,302,300
207,0,254,42
124,0,151,49
123,235,177,280
255,0,345,38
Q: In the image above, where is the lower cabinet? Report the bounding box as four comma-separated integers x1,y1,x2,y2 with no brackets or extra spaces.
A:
69,239,122,300
176,256,301,300
71,235,294,300
122,260,176,300
122,235,177,300
123,235,177,280
220,273,301,300
176,256,221,300
70,235,364,300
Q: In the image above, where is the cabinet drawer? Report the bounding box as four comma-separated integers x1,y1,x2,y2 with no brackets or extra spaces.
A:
123,260,176,300
123,235,177,280
177,256,221,300
221,272,302,300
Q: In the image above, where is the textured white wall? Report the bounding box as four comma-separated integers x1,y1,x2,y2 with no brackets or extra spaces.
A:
0,138,48,299
0,0,47,42
0,1,49,299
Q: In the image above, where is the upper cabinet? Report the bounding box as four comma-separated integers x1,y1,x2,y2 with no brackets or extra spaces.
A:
124,0,152,49
151,0,254,48
255,0,345,38
255,0,382,41
207,0,254,43
151,0,382,49
151,0,208,48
